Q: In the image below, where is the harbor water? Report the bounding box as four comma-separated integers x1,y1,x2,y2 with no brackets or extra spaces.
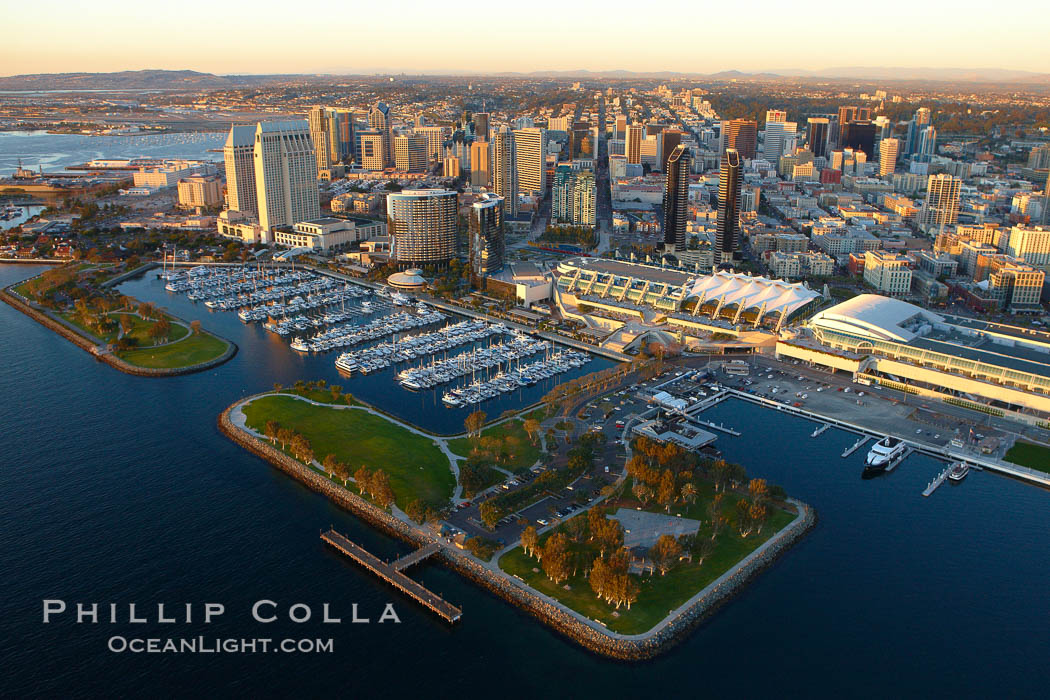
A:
2,264,1049,699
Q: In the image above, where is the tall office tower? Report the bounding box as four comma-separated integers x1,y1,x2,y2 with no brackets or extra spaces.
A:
763,120,797,161
915,125,937,162
571,170,596,227
223,124,257,215
386,189,458,267
568,126,591,159
625,124,644,164
470,140,490,186
1006,225,1050,267
905,107,932,155
835,106,873,145
766,109,787,124
722,119,757,160
513,127,546,194
358,131,385,171
253,120,320,232
661,129,684,170
1028,144,1050,170
308,106,333,178
412,126,447,161
715,148,742,264
807,117,830,158
368,102,393,168
879,138,900,177
614,114,627,140
469,193,505,281
491,127,519,217
841,120,876,159
394,134,428,172
661,144,691,252
919,174,961,229
552,164,574,222
473,112,490,142
332,109,354,162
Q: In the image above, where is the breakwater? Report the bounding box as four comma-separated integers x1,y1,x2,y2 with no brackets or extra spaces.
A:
0,279,237,378
218,398,815,660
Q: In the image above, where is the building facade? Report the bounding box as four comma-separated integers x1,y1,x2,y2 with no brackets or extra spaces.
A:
253,120,320,232
387,189,458,267
223,125,257,215
469,193,505,281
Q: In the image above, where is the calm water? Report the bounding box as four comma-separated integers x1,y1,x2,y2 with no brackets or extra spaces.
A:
2,263,1048,699
0,130,225,177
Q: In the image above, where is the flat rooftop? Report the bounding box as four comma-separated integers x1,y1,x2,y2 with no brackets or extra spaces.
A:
944,315,1050,348
566,257,695,287
909,334,1050,380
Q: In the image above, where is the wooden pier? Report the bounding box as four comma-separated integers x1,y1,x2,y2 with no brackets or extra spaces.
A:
320,530,461,623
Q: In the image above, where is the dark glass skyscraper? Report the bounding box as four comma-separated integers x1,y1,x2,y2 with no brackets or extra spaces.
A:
716,149,741,265
662,145,691,252
807,117,830,159
723,119,757,160
841,120,876,158
469,193,505,283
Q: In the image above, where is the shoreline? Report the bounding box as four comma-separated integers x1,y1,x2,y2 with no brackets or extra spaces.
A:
0,270,237,378
218,395,815,661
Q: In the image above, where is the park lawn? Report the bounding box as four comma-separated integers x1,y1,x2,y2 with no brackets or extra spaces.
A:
60,312,111,342
281,386,359,406
498,494,796,635
110,313,189,346
447,418,543,473
117,331,228,368
1004,441,1050,474
241,394,454,509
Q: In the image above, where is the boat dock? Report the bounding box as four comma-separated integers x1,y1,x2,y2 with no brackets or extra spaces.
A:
692,419,741,436
842,436,870,458
923,464,953,497
320,530,461,623
811,424,831,438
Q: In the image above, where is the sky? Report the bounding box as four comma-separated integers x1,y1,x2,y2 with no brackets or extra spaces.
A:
3,0,1049,76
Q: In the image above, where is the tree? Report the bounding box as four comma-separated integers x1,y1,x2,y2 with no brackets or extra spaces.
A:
649,534,682,575
692,535,715,566
657,470,676,512
354,466,372,494
322,453,338,478
708,494,725,540
333,462,350,486
119,314,134,336
277,427,294,450
479,500,501,529
371,469,395,508
632,483,654,505
189,320,202,335
563,517,587,544
681,482,698,504
149,318,171,342
264,420,279,444
137,302,155,320
748,478,769,505
523,418,541,444
405,499,427,524
521,525,540,559
290,434,313,464
464,410,486,439
541,533,572,584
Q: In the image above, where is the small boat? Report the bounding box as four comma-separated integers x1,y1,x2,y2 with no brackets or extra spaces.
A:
947,462,969,482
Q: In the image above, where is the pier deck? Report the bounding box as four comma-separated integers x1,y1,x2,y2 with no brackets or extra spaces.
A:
321,530,461,623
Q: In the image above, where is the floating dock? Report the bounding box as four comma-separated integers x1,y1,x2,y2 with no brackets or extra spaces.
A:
811,424,830,438
842,436,870,458
692,419,741,436
923,464,953,497
320,530,461,623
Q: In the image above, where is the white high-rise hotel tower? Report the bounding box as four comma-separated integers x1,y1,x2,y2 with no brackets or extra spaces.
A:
253,120,320,233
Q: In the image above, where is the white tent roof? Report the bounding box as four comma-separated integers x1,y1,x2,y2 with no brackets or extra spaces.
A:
684,271,820,318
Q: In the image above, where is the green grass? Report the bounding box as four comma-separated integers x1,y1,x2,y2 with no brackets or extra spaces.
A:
1004,441,1050,474
447,417,543,473
498,490,796,635
241,394,454,509
117,331,228,368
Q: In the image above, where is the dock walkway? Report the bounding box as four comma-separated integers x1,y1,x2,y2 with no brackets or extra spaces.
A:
321,530,461,623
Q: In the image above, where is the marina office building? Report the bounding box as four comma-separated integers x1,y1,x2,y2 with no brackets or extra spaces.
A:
777,294,1050,420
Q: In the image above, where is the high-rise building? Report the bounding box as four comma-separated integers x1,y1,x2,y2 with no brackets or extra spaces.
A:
491,127,518,217
469,193,505,281
552,164,573,223
764,120,797,161
905,107,932,156
223,124,257,215
660,129,684,171
514,127,546,194
368,102,393,168
253,120,320,232
307,107,353,178
473,113,490,142
1006,225,1050,267
841,121,876,159
879,138,900,177
1028,144,1050,170
836,106,873,146
625,124,644,165
915,125,938,163
470,140,490,187
716,149,742,264
919,174,961,230
387,189,458,267
572,170,596,227
765,110,787,124
662,144,691,252
807,118,830,159
413,126,448,162
308,106,333,178
614,114,627,140
358,131,385,171
722,119,757,160
394,134,428,172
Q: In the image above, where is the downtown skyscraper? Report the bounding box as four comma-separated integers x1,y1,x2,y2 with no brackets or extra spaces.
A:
491,126,518,217
368,102,393,169
662,144,691,253
253,120,320,232
223,124,257,216
722,119,757,160
514,127,547,194
716,148,742,264
387,189,458,267
469,193,506,282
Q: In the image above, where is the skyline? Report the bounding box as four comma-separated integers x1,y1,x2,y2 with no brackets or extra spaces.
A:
4,0,1050,76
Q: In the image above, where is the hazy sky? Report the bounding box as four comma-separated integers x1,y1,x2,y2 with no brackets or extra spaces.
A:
3,0,1049,75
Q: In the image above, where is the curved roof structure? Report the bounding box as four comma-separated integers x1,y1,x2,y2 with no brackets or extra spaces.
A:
684,271,820,318
388,268,426,290
808,294,941,342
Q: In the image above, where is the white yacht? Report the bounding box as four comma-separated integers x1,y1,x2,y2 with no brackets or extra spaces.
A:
865,437,907,471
